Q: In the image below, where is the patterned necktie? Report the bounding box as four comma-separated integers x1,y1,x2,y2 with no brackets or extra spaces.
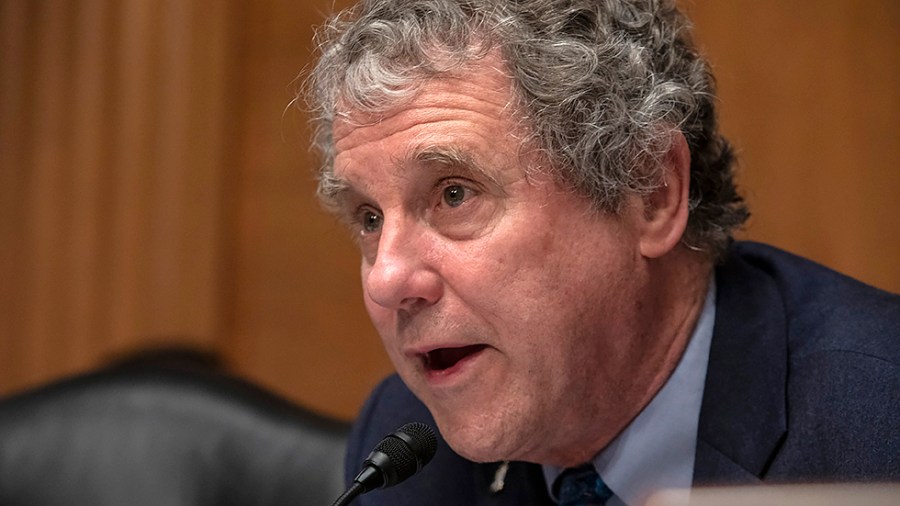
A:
554,463,615,506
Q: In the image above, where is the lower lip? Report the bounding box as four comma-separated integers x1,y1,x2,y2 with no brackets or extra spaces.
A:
423,347,488,386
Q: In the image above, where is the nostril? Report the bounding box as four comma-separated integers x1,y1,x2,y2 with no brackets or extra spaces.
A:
398,296,431,314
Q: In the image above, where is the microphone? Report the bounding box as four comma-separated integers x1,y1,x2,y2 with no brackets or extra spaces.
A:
331,422,437,506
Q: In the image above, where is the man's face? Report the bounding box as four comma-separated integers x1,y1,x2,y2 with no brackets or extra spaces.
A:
331,54,655,466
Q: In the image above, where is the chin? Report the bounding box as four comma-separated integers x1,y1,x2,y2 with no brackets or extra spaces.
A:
431,407,532,463
442,429,509,463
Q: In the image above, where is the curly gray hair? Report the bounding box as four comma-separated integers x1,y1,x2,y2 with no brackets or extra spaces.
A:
306,0,748,257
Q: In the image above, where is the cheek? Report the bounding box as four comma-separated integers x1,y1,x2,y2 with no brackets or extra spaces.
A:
501,230,636,342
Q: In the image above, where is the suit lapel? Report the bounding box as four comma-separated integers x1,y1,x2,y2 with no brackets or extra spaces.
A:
695,248,788,485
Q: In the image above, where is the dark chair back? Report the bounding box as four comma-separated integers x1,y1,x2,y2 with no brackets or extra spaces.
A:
0,365,350,506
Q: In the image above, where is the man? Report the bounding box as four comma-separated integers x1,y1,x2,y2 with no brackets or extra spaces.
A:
306,0,900,504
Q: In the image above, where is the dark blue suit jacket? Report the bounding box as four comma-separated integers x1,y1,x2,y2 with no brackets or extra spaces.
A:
343,242,900,504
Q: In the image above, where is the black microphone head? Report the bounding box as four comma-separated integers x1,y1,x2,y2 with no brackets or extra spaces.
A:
391,422,437,470
359,422,437,489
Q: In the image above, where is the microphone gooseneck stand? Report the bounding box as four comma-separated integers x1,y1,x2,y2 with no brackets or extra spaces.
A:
330,422,437,506
331,481,365,506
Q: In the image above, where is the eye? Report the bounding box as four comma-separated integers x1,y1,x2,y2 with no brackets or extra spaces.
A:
359,208,383,234
442,184,470,208
427,177,496,240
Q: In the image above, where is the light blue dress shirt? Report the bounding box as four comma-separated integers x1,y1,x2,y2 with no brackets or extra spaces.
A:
543,278,716,506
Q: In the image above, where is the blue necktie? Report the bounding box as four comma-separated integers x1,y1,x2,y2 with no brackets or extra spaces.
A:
554,463,614,506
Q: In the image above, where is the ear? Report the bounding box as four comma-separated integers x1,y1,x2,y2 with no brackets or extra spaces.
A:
638,131,691,259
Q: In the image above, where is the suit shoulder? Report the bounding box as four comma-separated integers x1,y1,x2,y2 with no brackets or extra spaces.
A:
728,241,900,364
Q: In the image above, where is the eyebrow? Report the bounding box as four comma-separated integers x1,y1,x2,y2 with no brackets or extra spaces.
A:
409,143,501,187
318,169,353,215
324,142,503,217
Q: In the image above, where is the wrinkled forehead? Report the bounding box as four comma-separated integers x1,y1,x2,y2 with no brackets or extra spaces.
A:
331,49,522,148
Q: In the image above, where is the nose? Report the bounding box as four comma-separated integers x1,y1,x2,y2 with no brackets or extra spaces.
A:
363,218,443,313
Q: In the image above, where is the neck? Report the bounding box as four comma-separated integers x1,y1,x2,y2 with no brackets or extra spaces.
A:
550,245,713,468
635,245,713,413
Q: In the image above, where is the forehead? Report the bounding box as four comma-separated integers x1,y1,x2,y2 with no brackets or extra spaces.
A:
331,51,520,159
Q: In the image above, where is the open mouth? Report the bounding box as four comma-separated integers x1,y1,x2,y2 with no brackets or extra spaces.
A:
422,344,488,373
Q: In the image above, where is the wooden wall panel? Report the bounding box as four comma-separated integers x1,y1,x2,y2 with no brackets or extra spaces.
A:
226,0,391,420
68,0,113,376
0,0,34,386
25,0,76,383
0,0,234,393
686,0,900,291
